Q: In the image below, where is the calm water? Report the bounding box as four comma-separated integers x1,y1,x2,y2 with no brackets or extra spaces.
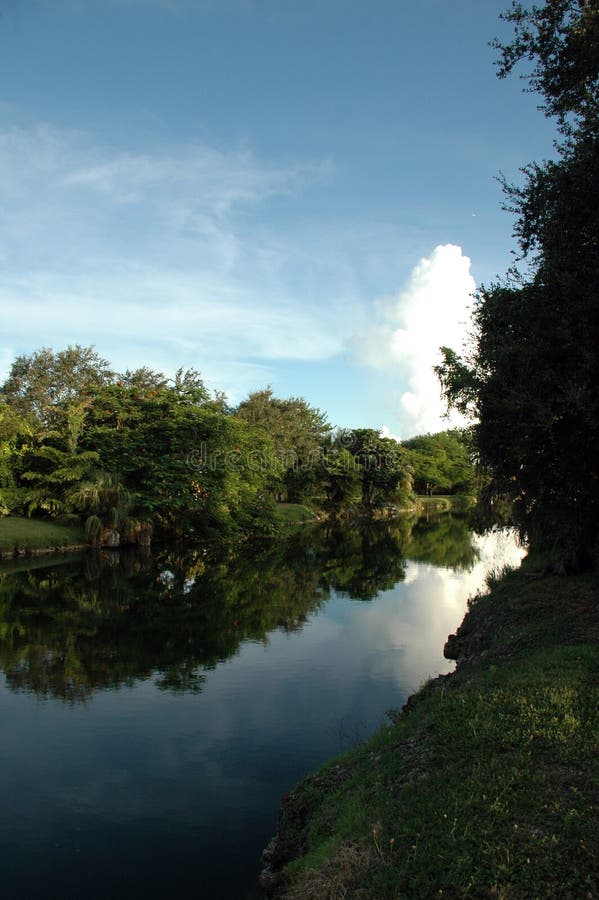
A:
0,517,524,899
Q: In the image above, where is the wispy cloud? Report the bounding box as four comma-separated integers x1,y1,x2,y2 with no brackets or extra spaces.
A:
350,244,475,437
0,119,352,395
0,122,312,266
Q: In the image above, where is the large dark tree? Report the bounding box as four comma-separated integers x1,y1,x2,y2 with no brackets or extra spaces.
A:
436,0,599,570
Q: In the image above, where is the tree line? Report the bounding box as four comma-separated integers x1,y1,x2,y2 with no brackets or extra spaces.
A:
0,346,475,544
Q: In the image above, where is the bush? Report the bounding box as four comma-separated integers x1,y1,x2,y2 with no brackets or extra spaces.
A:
84,515,103,546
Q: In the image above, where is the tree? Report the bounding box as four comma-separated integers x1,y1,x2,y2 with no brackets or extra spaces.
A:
67,470,141,546
492,0,598,134
320,445,362,507
116,366,210,405
402,430,475,496
1,345,114,427
118,367,169,394
171,367,210,406
235,388,330,502
81,382,279,537
0,398,35,515
21,400,100,517
436,0,599,570
350,430,413,513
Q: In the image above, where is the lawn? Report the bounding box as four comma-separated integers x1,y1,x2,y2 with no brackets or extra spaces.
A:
274,503,319,526
0,517,85,555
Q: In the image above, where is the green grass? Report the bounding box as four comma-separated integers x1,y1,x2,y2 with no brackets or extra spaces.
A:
267,570,599,898
0,516,85,555
416,493,475,514
274,503,319,526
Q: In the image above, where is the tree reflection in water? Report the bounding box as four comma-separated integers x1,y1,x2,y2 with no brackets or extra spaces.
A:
0,515,478,702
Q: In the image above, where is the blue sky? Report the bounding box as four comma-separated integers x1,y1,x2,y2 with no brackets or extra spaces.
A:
0,0,556,437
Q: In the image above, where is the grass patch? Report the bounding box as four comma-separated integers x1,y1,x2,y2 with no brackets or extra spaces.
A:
267,571,599,898
274,503,319,526
0,516,85,555
416,494,475,514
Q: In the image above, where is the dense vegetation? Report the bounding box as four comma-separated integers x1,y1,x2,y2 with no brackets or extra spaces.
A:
402,429,475,496
0,346,476,548
436,0,599,571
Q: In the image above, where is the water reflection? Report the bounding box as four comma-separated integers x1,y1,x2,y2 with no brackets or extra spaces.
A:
0,516,493,703
0,516,525,900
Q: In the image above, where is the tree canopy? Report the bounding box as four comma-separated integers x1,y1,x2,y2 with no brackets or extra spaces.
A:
437,0,599,570
1,345,476,541
0,348,281,540
1,345,114,427
403,430,475,496
492,0,598,132
235,387,330,502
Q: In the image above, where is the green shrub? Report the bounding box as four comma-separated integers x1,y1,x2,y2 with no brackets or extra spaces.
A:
84,514,103,546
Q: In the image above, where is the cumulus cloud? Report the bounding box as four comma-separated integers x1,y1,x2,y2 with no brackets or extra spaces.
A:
379,425,401,442
350,244,475,437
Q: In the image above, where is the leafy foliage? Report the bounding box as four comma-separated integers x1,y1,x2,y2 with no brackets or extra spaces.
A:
81,381,280,537
321,445,362,507
437,0,599,569
21,401,100,517
0,344,467,539
350,429,413,512
0,398,34,515
83,514,103,546
492,0,599,132
403,429,475,495
235,387,330,502
1,345,113,427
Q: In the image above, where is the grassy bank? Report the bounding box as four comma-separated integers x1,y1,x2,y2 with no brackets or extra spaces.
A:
415,493,475,514
0,516,86,557
274,503,321,526
274,497,474,528
262,564,599,898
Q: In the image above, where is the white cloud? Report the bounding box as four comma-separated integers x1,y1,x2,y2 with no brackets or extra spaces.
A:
0,122,309,269
379,425,401,442
351,529,526,692
1,273,342,361
0,120,353,397
350,244,475,437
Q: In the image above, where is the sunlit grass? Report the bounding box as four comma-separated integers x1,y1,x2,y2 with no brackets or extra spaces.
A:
416,494,475,514
274,503,318,526
275,573,599,898
0,517,85,554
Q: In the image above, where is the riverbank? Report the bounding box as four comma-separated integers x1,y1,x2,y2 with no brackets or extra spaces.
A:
414,493,475,514
0,517,86,558
261,561,599,898
0,498,470,558
274,495,473,529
